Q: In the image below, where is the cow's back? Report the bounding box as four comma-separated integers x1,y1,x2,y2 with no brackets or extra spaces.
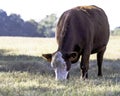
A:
80,6,109,50
56,5,109,53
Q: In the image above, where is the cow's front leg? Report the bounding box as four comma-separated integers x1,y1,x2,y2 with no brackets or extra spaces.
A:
80,52,90,79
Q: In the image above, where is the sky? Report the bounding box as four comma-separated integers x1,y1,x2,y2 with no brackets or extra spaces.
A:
0,0,120,30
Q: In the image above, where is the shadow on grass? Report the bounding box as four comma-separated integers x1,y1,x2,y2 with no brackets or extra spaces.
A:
0,49,54,75
0,49,120,81
69,59,120,83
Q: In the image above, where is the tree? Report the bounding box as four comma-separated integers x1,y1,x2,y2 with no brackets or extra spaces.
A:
0,9,8,35
112,27,120,35
0,9,57,37
23,21,40,37
37,14,57,37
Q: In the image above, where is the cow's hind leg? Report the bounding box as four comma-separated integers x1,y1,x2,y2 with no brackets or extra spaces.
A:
97,47,106,76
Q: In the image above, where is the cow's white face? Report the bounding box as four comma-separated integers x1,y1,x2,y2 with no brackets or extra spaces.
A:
42,51,78,80
51,51,69,80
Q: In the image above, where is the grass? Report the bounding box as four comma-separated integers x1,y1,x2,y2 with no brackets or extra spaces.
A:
0,36,120,96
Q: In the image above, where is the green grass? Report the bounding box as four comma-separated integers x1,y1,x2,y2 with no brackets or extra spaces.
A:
0,36,120,96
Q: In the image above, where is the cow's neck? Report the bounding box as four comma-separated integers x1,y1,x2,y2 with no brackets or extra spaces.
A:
58,37,74,53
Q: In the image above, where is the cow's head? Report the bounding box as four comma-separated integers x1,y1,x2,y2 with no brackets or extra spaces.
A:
42,51,78,80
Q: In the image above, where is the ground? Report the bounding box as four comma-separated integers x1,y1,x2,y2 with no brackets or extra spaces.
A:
0,36,120,96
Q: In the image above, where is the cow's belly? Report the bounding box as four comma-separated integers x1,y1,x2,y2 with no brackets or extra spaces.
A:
91,45,106,54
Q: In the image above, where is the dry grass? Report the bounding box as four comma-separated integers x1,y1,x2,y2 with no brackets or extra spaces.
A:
0,36,119,59
0,37,57,56
0,36,120,96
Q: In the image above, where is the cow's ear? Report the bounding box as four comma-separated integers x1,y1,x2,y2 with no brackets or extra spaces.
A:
42,54,52,62
67,52,79,63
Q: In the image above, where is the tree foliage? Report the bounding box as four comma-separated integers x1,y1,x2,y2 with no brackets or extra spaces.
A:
111,27,120,35
37,14,57,37
0,9,57,37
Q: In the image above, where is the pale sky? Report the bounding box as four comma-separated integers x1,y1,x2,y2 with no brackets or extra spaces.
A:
0,0,120,30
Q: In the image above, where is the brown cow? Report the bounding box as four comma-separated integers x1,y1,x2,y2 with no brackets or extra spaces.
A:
42,5,109,80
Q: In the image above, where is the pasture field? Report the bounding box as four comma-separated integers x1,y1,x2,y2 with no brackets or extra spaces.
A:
0,36,120,96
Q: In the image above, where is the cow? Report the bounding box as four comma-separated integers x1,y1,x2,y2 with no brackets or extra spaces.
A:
42,5,109,80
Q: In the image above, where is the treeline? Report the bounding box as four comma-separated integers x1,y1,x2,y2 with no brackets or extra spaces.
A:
0,9,57,37
0,9,120,37
111,27,120,35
